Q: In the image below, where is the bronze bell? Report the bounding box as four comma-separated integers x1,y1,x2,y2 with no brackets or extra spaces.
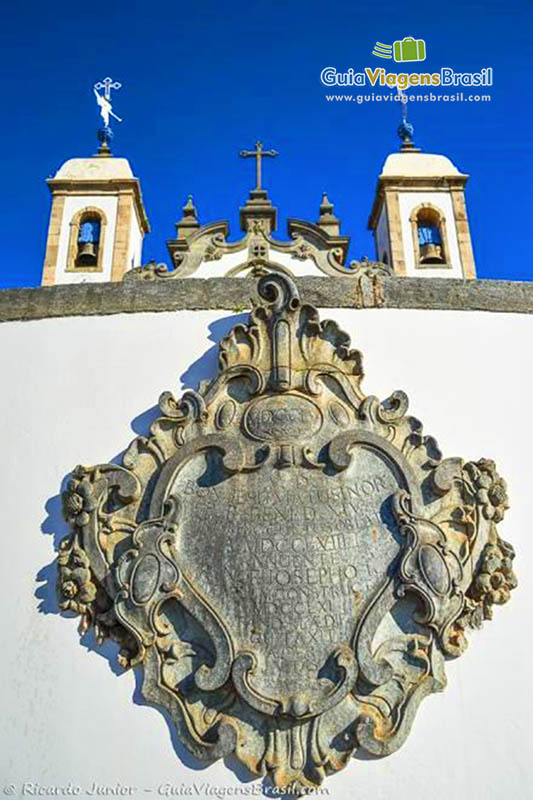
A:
77,241,97,266
420,242,444,264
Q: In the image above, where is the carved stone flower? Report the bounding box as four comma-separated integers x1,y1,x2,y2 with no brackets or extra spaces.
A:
463,458,509,523
62,469,96,528
57,537,97,619
469,533,517,622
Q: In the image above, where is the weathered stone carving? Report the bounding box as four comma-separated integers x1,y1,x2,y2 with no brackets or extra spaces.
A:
125,215,355,280
57,273,516,792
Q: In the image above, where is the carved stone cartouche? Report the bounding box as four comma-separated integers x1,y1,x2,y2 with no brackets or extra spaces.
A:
57,273,516,792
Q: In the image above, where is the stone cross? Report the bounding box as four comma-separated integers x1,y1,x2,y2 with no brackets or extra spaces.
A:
239,141,278,191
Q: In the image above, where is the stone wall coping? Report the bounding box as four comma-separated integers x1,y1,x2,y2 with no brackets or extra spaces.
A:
1,276,533,323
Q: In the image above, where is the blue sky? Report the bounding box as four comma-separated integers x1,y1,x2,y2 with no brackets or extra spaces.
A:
0,0,531,288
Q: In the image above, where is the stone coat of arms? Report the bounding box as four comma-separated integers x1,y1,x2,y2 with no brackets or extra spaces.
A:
58,273,516,792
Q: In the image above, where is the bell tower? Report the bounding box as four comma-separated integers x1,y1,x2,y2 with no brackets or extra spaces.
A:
41,78,150,286
368,110,476,279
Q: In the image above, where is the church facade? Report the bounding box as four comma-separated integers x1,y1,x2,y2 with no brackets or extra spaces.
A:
40,131,477,285
1,116,533,800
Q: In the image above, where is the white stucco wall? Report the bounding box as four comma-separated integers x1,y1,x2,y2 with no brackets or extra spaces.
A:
375,205,390,264
189,249,329,278
128,209,144,270
398,192,463,278
54,195,119,284
0,306,531,800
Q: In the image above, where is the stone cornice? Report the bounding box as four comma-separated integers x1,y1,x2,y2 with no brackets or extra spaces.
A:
368,175,470,229
47,177,151,234
1,276,532,323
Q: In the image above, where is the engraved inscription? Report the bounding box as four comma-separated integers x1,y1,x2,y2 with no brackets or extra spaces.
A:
243,394,322,442
172,445,402,701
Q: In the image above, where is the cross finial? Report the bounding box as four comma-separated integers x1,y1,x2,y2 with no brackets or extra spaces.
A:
239,141,278,191
396,88,420,152
94,77,122,100
93,77,123,155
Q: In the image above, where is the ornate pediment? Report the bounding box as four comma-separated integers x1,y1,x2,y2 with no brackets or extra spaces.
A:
124,186,377,281
57,273,516,793
126,216,356,280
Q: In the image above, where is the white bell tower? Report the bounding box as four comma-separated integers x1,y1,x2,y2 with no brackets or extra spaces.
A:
368,113,476,279
41,78,150,286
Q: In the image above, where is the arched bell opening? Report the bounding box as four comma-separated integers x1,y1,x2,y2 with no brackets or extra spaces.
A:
410,204,449,268
75,215,102,267
66,206,108,272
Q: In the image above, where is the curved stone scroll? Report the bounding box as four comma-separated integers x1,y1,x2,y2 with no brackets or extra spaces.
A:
231,644,358,719
56,269,517,793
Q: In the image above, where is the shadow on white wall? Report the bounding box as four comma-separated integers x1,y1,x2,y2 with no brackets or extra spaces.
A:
34,312,262,786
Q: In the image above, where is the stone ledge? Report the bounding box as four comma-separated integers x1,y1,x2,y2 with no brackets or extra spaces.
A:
1,276,533,323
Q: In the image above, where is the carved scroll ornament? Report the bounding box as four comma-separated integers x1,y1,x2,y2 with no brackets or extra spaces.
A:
126,217,356,280
57,273,516,792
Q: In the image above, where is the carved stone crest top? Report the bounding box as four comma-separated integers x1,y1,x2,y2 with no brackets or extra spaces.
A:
125,143,390,285
58,273,516,792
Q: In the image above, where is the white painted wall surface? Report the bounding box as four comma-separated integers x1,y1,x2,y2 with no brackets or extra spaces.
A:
187,249,336,278
398,191,463,278
128,210,144,270
54,195,119,284
0,306,531,800
375,205,390,264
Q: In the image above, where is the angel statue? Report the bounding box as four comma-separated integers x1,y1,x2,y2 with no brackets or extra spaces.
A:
93,87,122,127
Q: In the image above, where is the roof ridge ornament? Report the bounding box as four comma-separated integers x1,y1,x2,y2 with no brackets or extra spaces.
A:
239,141,279,233
239,140,278,192
175,195,201,240
397,88,421,153
317,192,341,236
93,77,122,157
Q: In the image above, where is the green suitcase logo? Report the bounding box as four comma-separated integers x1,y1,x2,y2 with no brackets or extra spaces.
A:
393,37,426,62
